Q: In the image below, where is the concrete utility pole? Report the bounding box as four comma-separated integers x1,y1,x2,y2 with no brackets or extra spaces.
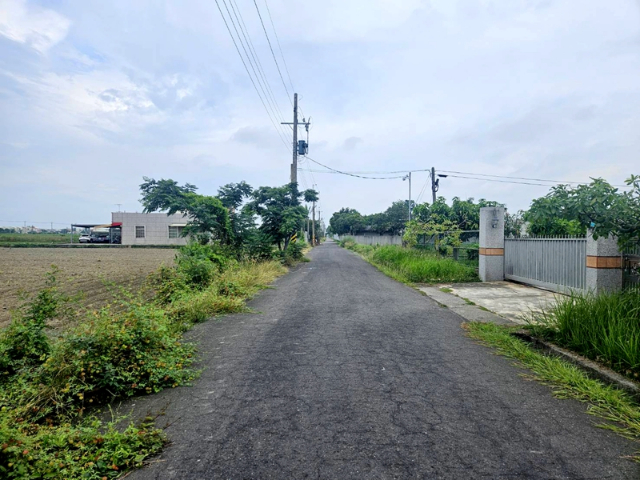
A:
291,93,298,183
403,172,412,221
312,200,316,246
280,93,298,183
431,167,436,205
281,93,311,184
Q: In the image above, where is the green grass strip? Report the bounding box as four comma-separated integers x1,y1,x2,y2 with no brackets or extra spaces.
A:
465,321,640,460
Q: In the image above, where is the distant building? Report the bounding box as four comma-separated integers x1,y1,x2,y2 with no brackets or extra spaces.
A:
112,212,189,246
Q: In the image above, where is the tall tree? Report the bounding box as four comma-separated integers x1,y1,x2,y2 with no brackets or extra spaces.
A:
139,177,232,245
248,183,308,252
329,208,365,235
525,176,640,246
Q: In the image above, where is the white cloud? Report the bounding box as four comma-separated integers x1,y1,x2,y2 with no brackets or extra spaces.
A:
0,0,71,53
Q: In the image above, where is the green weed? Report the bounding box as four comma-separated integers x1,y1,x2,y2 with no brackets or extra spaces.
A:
0,245,288,478
340,243,478,284
526,291,640,379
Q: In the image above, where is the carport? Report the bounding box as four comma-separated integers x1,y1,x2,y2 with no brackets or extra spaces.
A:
70,222,122,244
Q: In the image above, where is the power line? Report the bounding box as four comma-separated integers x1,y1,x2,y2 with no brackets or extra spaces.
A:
252,0,293,103
228,0,289,138
439,170,603,186
262,0,296,96
442,174,554,187
299,159,630,188
222,0,288,141
415,173,431,204
214,0,289,150
299,166,404,180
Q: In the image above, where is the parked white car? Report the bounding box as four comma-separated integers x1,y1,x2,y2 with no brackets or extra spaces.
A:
78,234,91,243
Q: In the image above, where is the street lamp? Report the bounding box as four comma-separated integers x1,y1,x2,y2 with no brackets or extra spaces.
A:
403,172,412,221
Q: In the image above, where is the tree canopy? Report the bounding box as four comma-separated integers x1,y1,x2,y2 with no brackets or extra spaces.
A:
139,178,319,253
524,176,640,246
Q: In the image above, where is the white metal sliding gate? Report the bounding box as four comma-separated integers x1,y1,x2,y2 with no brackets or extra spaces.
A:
504,237,587,293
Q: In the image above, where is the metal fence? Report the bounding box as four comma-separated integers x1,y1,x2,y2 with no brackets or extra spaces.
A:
623,244,640,291
504,237,587,293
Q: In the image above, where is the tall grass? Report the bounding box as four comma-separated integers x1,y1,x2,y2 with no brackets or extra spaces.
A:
166,260,286,327
339,239,478,284
527,291,640,378
0,233,78,244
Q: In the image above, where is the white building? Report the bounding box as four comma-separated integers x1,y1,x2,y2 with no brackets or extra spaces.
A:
112,212,189,246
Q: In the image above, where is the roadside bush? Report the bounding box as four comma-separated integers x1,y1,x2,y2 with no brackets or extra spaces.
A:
526,290,640,378
0,267,73,378
338,237,356,249
31,301,196,418
0,275,197,479
340,243,478,284
175,243,233,289
0,415,165,480
281,241,306,265
147,265,189,305
243,231,276,260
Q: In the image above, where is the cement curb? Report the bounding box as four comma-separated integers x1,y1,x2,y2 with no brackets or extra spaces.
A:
512,331,640,401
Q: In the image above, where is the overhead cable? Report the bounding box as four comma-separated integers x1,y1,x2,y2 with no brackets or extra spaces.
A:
228,0,289,136
262,0,296,96
214,0,290,150
252,0,293,103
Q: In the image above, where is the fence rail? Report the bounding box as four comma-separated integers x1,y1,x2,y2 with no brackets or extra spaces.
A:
504,237,587,293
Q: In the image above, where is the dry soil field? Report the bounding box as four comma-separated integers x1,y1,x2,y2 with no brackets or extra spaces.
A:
0,248,177,329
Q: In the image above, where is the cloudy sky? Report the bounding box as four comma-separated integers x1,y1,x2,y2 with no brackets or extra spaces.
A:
1,0,639,228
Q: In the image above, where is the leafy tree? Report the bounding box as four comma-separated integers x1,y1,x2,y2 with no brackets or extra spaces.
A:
139,177,197,214
248,183,308,252
140,177,232,245
383,200,411,235
403,220,462,255
329,208,365,235
217,181,253,210
524,176,640,246
303,189,319,203
217,182,255,249
505,210,526,238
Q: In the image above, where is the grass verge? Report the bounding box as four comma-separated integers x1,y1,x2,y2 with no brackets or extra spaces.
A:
339,238,477,284
465,321,640,458
525,290,640,380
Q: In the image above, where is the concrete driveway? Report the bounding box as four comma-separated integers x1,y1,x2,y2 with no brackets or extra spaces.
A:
428,281,562,324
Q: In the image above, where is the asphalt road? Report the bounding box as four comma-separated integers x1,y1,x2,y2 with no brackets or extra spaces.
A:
130,241,638,479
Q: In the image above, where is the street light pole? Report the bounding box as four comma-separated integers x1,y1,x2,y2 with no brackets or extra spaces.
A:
403,172,412,221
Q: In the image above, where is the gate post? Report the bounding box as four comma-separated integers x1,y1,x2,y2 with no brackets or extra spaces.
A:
586,230,622,293
479,207,505,282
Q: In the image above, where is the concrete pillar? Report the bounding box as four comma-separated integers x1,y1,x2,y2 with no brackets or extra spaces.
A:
479,207,505,282
586,230,622,293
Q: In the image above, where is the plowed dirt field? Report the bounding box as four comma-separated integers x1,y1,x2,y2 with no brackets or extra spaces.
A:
0,248,177,329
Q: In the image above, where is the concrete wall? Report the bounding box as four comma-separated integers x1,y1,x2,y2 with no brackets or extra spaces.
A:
479,207,505,282
337,234,403,246
586,230,622,293
112,212,189,246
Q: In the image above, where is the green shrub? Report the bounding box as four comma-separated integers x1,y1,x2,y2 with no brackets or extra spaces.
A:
527,290,640,378
37,301,195,416
340,243,478,284
282,241,305,265
147,265,189,305
175,243,233,289
0,267,73,378
243,231,276,260
0,415,165,479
